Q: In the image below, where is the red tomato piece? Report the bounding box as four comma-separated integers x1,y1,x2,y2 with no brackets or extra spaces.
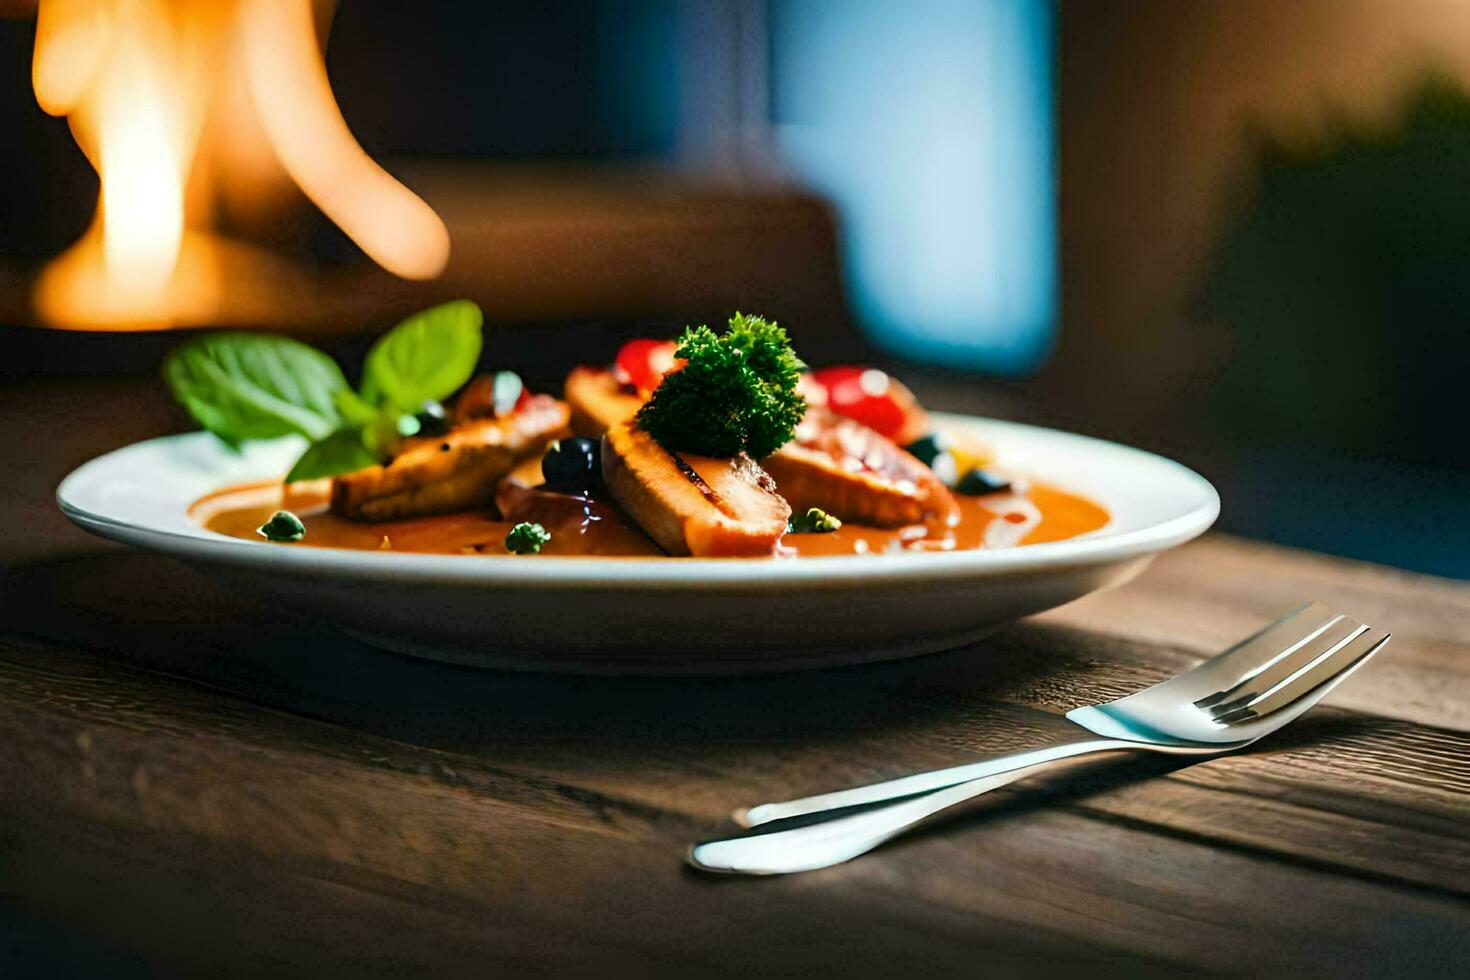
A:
810,366,909,439
614,339,680,393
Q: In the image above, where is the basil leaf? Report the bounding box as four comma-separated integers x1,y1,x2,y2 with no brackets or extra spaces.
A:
360,300,483,412
163,333,347,444
333,388,379,426
284,427,378,483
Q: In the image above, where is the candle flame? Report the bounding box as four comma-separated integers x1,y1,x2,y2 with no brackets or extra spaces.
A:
30,0,450,330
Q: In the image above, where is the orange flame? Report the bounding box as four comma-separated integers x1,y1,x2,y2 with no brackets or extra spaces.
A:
30,0,450,330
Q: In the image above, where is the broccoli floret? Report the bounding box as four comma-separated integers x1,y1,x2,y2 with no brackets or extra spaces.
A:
505,522,551,554
788,508,842,533
635,313,806,458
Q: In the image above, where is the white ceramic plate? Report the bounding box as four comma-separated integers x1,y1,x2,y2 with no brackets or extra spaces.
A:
57,414,1218,674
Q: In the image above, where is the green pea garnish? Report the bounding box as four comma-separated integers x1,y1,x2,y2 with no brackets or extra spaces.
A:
257,510,306,542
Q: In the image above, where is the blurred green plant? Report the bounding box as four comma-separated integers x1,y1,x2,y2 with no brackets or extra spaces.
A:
1192,73,1470,467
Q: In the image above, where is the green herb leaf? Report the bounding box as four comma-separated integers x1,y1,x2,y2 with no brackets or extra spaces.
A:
162,333,349,444
360,410,408,459
285,427,378,483
505,521,551,554
333,388,380,426
257,510,306,542
635,313,806,458
361,300,483,412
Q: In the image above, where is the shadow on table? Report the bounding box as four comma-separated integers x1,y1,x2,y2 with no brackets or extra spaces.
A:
0,551,1395,763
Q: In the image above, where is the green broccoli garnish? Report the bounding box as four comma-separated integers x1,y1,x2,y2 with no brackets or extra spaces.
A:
788,508,842,533
635,313,806,458
505,522,551,554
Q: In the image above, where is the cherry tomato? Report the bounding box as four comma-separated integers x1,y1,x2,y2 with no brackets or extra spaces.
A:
810,366,910,439
614,339,680,393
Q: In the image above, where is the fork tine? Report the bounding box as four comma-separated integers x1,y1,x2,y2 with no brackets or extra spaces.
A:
1191,602,1343,708
1210,629,1390,724
1195,613,1364,713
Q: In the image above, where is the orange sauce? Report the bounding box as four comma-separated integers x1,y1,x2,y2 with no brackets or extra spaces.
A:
191,479,1108,558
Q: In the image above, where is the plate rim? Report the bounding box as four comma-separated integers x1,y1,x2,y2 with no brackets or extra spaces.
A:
56,412,1220,592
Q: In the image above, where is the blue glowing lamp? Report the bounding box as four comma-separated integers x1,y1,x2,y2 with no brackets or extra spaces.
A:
771,0,1056,374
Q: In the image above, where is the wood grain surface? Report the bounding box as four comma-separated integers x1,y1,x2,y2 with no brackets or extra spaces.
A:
0,377,1466,976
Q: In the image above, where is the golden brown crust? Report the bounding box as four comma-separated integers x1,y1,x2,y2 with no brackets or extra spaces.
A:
600,422,790,557
331,396,570,521
564,367,642,437
762,409,958,528
568,365,955,530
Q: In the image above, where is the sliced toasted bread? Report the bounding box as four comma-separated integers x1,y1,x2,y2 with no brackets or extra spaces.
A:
601,421,791,557
332,395,570,521
762,409,958,528
564,366,642,436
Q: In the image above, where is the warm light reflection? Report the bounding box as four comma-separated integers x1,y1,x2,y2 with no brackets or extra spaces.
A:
30,0,449,331
240,0,449,281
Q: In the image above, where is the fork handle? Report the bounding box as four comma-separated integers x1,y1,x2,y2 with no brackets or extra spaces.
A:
689,735,1134,876
740,734,1133,827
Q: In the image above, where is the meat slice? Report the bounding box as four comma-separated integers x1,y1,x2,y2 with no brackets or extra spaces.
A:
570,363,957,531
331,395,570,521
762,409,959,529
601,421,791,557
564,366,642,436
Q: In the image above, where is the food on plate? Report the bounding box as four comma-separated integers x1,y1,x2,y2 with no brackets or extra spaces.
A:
761,408,960,528
453,370,534,423
164,300,487,485
805,366,930,445
331,394,569,520
601,315,798,556
614,338,681,393
955,467,1012,497
634,313,807,459
788,507,841,534
174,302,1109,558
504,521,551,555
539,436,603,494
570,325,959,529
564,365,642,436
257,509,305,542
602,421,791,557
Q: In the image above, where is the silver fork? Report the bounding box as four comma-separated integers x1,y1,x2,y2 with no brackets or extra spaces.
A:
688,603,1390,876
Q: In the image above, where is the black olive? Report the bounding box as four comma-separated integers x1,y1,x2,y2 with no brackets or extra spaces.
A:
904,433,950,464
415,399,450,436
542,437,601,494
905,433,957,485
955,468,1011,496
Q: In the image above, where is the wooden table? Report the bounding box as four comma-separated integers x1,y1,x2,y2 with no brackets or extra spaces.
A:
1,376,1466,976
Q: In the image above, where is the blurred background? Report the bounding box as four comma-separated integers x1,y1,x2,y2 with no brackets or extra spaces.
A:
0,0,1464,576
